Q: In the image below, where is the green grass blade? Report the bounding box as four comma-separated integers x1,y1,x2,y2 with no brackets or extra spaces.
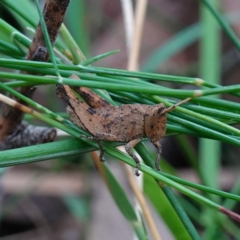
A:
144,174,193,240
199,0,221,190
142,23,200,72
199,0,240,51
1,0,37,28
65,0,89,54
103,164,148,240
34,0,61,78
137,143,201,240
0,138,95,167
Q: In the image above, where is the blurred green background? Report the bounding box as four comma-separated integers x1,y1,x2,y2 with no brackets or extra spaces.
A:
1,0,240,239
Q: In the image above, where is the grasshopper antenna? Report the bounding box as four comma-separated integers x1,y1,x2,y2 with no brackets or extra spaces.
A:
162,97,191,114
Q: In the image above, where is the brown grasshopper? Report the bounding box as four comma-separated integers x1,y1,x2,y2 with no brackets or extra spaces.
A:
56,75,190,176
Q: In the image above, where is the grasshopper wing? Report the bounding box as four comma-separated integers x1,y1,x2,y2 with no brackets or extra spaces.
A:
93,104,147,142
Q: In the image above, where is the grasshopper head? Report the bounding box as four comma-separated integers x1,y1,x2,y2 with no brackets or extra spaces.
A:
144,104,167,142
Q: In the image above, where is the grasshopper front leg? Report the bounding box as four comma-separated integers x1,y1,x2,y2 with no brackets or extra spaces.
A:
125,139,141,176
79,135,105,162
152,141,162,171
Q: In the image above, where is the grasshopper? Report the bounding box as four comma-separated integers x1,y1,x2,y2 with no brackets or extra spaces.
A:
56,75,190,176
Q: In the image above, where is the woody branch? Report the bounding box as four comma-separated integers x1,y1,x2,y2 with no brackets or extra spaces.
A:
0,0,70,150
